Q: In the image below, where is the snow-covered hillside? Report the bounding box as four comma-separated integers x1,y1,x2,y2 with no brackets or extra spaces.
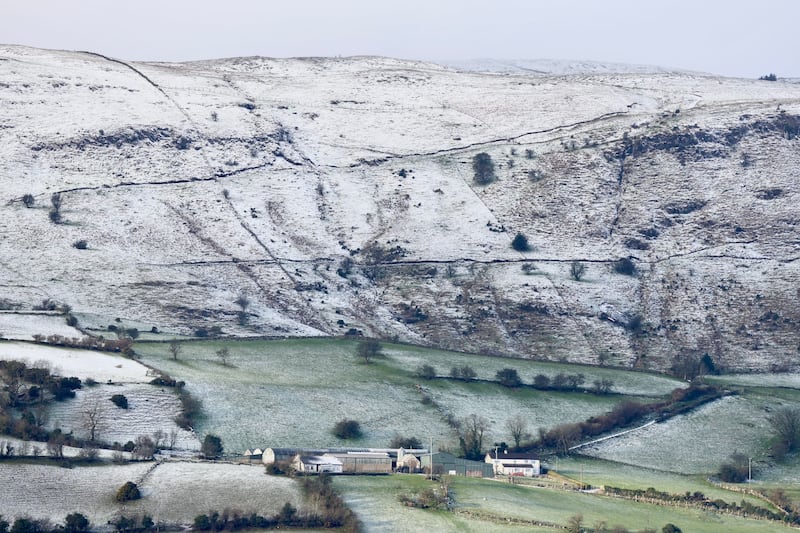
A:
1,45,799,372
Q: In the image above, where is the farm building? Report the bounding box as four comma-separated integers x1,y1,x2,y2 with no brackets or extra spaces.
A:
262,447,326,466
421,452,494,478
485,451,541,476
326,451,393,473
396,449,421,472
291,454,343,474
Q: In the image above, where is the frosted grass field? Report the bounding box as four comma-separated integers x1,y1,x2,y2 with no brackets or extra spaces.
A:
335,475,788,533
135,338,671,453
0,462,152,523
449,477,788,533
0,340,150,382
45,384,198,449
0,461,303,526
580,394,781,473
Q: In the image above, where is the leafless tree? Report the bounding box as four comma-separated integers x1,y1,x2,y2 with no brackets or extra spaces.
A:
47,432,66,459
81,400,106,442
168,428,179,450
769,406,800,457
152,429,166,450
168,340,182,361
216,347,231,366
235,293,251,325
133,435,156,460
505,414,530,450
357,339,382,364
566,513,584,533
569,261,586,281
459,414,490,460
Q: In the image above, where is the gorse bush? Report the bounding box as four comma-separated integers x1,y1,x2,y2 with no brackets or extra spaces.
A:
333,419,362,440
472,152,496,185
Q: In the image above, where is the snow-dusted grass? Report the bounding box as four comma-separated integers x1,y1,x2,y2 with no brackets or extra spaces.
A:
45,384,198,449
335,475,540,533
0,462,152,523
0,312,81,341
450,477,786,533
0,461,303,526
136,338,664,453
124,462,304,523
0,340,150,383
708,373,800,390
554,456,767,507
580,394,781,473
384,343,682,397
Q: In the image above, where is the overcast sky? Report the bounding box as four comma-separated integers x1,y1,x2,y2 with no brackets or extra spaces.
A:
2,0,798,78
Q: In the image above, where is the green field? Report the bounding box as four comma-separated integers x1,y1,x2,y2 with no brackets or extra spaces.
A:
335,475,789,533
135,338,678,452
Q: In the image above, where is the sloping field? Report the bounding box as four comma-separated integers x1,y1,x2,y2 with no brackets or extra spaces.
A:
45,383,198,449
0,461,303,526
135,338,675,452
335,475,788,533
580,394,780,473
0,340,150,383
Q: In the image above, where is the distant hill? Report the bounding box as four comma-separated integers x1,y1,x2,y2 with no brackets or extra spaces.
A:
1,44,799,372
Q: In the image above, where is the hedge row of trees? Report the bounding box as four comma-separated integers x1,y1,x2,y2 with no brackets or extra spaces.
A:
414,364,614,394
0,513,90,533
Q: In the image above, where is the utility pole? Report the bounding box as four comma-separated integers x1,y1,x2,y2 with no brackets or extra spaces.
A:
748,457,752,483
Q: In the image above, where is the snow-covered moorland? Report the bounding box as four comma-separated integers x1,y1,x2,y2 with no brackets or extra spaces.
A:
1,44,800,373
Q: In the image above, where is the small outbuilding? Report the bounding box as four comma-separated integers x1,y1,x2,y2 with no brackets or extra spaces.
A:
291,454,343,474
421,452,494,478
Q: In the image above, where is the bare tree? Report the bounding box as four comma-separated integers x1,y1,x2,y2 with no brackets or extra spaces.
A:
357,339,382,364
569,261,586,281
505,414,530,450
152,429,166,450
566,514,584,533
459,414,489,460
47,431,66,459
234,293,251,325
168,340,182,361
768,406,800,458
168,428,179,450
81,400,106,442
133,435,156,460
215,347,231,366
592,378,614,395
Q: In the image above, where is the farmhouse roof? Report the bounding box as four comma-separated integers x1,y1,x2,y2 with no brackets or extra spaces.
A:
488,452,539,460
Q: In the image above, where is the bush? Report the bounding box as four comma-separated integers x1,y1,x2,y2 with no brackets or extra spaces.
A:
333,418,362,440
472,152,496,185
570,261,586,281
63,513,90,533
72,240,88,250
48,209,62,224
22,194,34,208
389,435,423,449
201,434,224,459
110,394,129,409
415,364,436,379
759,73,778,81
115,481,141,502
718,453,749,482
511,233,531,252
451,365,477,381
496,368,522,387
613,257,636,276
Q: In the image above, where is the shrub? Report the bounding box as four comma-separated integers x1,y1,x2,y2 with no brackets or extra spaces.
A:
759,73,778,81
389,435,423,449
333,418,362,440
511,233,531,252
415,364,436,379
356,339,382,363
63,513,90,533
569,261,586,281
115,481,141,502
496,368,522,387
451,365,477,381
613,257,636,276
110,394,129,409
472,152,496,185
22,194,34,208
72,240,88,250
201,434,224,459
48,209,62,224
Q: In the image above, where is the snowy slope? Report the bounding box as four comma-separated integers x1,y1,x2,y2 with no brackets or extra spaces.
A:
2,45,800,371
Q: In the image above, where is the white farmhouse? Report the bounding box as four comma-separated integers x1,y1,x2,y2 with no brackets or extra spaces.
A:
485,451,541,477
